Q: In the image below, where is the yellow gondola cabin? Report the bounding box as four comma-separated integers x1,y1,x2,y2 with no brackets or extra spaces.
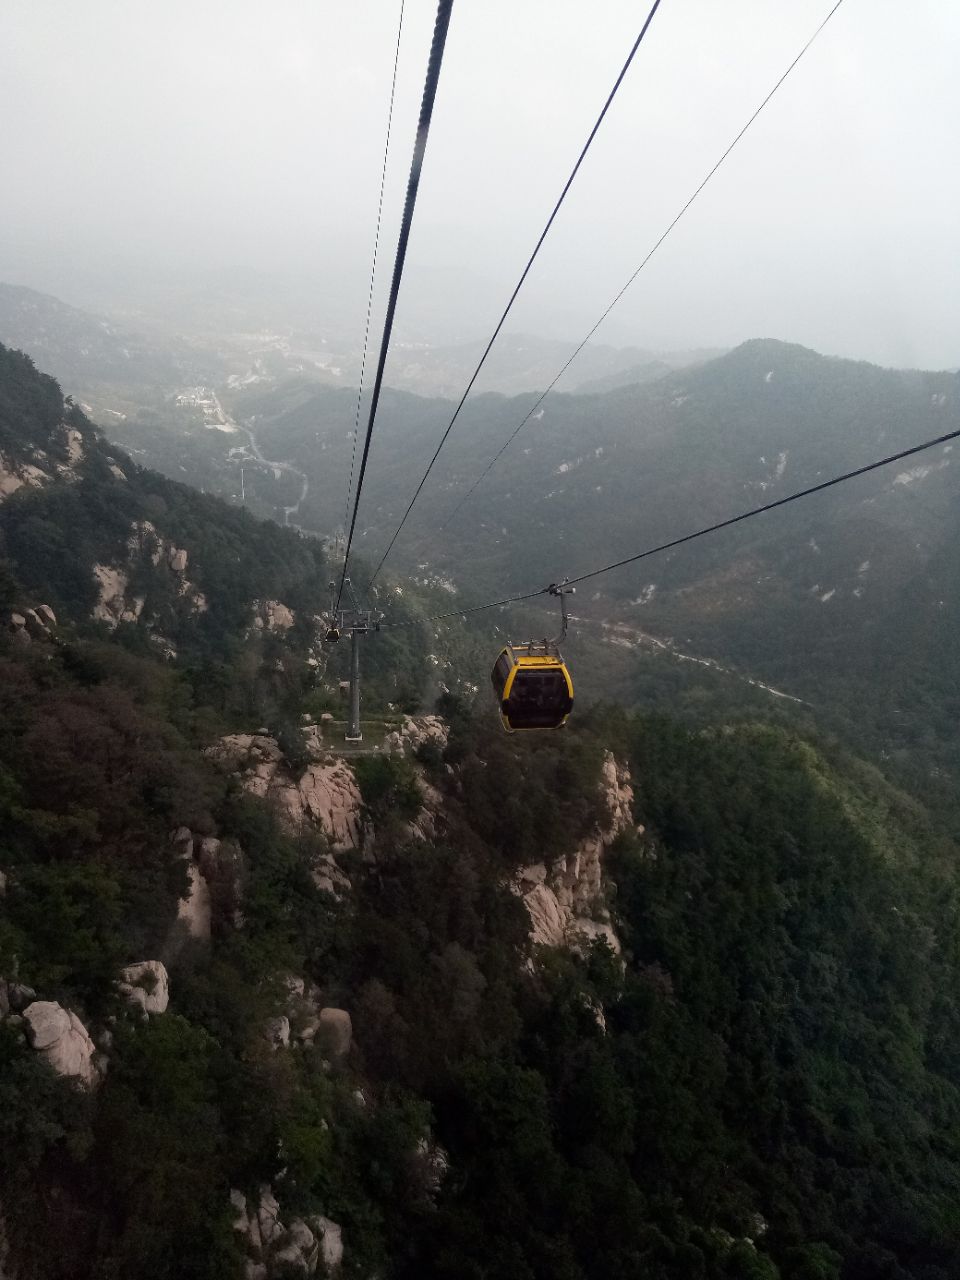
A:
491,642,574,731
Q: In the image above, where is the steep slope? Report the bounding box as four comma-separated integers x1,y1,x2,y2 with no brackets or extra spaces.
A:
214,340,958,600
3,344,960,1279
215,340,960,817
0,282,222,393
0,342,440,734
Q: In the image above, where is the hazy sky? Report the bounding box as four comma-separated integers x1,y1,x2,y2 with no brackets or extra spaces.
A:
3,0,959,369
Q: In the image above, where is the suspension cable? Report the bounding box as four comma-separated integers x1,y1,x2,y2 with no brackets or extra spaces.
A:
439,0,848,530
368,0,666,586
341,0,406,555
380,425,960,627
335,0,454,613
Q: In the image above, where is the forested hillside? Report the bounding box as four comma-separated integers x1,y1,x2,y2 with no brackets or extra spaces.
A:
0,283,219,394
3,347,960,1279
219,337,960,832
9,285,958,823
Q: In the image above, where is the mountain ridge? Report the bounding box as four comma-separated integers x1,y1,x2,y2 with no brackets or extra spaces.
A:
3,342,960,1278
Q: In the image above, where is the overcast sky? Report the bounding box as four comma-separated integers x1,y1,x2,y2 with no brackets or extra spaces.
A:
2,0,958,369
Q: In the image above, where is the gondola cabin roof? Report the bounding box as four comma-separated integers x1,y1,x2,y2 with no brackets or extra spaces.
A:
491,643,574,732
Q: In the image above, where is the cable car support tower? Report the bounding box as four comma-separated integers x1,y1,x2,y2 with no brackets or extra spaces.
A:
326,579,382,743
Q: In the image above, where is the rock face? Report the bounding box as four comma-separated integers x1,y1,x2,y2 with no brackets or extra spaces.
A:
0,452,47,501
252,599,295,632
197,836,246,928
22,1001,98,1086
294,763,365,851
168,827,246,947
206,735,366,854
312,1216,343,1270
406,774,445,842
317,1008,352,1062
414,1137,450,1199
523,882,570,949
91,521,205,630
0,424,84,504
117,961,170,1015
92,564,144,627
516,752,635,953
263,1016,290,1050
399,715,449,754
383,715,449,758
231,1186,342,1275
176,864,212,941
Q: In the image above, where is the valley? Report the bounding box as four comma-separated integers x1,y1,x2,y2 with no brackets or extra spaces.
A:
2,307,960,1280
4,281,959,817
4,0,960,1273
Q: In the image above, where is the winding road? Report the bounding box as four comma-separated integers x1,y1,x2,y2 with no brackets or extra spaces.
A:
210,390,311,529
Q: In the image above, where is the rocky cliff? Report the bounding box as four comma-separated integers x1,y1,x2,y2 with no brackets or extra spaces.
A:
517,752,637,951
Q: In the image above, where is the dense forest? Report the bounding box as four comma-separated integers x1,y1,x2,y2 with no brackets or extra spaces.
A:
3,346,960,1279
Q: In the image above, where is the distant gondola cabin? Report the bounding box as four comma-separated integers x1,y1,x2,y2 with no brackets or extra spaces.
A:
491,643,574,732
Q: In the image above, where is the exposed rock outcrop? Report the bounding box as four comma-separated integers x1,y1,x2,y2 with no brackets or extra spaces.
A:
167,827,247,947
316,1008,352,1062
414,1137,450,1198
257,1187,283,1248
311,856,352,897
176,864,212,941
383,714,449,758
400,714,449,754
93,564,144,626
293,764,365,851
263,1016,290,1050
117,960,169,1015
0,452,47,501
0,424,85,504
197,836,246,928
205,734,365,854
252,599,295,632
231,1186,342,1275
312,1216,343,1271
522,882,569,949
22,1001,98,1086
91,520,205,630
517,752,636,953
406,774,444,842
8,604,58,645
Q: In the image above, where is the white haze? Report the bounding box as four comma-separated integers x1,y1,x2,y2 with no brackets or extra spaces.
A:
2,0,958,371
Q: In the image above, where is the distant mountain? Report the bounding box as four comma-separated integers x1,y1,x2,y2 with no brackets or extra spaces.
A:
0,282,222,393
571,347,727,394
205,339,960,815
384,333,718,398
0,341,327,657
16,299,959,810
6,342,960,1280
221,339,959,594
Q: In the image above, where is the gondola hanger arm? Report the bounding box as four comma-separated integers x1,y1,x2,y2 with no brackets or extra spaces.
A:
547,579,575,644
